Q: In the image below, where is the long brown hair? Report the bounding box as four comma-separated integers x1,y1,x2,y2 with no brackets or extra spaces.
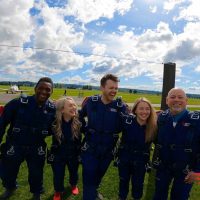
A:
132,97,157,143
53,97,81,143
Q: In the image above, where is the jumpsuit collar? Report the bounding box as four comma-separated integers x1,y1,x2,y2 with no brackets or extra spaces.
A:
170,109,188,127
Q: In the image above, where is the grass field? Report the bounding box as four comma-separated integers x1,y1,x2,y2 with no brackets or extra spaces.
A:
0,147,200,200
1,85,200,106
0,86,200,199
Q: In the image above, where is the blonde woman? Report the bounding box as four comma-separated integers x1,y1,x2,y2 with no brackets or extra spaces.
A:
48,97,82,200
118,97,157,200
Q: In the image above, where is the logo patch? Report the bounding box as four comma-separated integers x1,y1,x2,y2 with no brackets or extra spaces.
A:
110,108,117,112
183,122,191,127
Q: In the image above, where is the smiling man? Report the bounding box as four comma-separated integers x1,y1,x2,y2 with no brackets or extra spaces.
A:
0,77,55,200
153,88,200,200
79,74,127,200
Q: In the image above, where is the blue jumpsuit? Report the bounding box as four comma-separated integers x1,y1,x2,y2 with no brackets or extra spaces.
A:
153,109,200,200
48,118,81,192
118,114,151,200
0,95,55,194
79,95,126,200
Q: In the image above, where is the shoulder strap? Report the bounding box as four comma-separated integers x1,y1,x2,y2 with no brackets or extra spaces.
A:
157,110,169,127
19,94,28,104
90,95,99,112
186,111,200,147
116,96,123,108
46,100,55,111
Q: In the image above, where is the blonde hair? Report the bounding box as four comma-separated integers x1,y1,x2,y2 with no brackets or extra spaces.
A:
132,97,157,143
53,97,81,143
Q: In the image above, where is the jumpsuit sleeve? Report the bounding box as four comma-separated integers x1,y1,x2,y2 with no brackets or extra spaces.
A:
46,102,56,136
0,99,19,143
78,97,89,134
193,119,200,172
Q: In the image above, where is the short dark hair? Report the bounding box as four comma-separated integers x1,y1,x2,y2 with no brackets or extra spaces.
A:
100,74,119,87
35,77,54,89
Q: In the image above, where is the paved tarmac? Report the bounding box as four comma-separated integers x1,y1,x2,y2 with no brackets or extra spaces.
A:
0,93,19,104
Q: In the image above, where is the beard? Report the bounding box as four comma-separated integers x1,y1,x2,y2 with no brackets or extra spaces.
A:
170,105,184,114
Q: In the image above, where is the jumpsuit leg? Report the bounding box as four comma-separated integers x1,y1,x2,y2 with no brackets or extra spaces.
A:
96,155,112,188
131,163,146,199
26,147,45,194
82,152,100,200
51,162,66,192
2,146,23,190
66,159,79,186
170,173,193,200
0,159,4,180
118,161,131,200
153,167,172,200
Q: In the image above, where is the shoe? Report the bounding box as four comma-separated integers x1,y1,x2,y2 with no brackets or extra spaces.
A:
71,186,79,195
53,192,61,200
33,193,41,200
0,188,16,199
96,192,104,200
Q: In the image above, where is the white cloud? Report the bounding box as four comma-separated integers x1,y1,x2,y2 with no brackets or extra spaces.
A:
118,25,127,32
149,5,157,13
96,21,106,26
0,0,200,93
175,0,200,22
195,65,200,72
163,0,186,12
60,75,90,85
0,0,34,44
164,22,200,62
65,0,133,23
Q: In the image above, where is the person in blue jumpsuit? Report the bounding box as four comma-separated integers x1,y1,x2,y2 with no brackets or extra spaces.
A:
0,77,55,200
118,97,157,200
79,74,127,200
47,97,82,200
153,88,200,200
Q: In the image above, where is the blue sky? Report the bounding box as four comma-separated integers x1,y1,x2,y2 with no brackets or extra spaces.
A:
0,0,200,93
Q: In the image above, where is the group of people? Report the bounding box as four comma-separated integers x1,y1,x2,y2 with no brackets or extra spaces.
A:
0,74,200,200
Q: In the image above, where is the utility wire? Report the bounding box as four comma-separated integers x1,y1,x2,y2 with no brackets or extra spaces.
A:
0,44,163,65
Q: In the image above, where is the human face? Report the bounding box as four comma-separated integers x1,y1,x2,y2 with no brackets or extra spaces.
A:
135,101,151,125
166,88,187,115
101,79,118,104
62,99,77,121
35,82,53,105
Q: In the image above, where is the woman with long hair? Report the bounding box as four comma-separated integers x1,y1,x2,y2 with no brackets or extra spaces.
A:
48,97,82,200
118,97,157,200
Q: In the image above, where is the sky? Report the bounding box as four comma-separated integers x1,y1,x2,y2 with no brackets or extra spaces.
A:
0,0,200,93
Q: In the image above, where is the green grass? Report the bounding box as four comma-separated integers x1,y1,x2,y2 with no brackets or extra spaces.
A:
1,85,200,107
1,153,200,199
0,138,200,199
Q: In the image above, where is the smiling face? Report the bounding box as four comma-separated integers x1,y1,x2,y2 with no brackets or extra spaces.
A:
101,79,118,104
166,88,188,115
135,101,151,125
35,81,53,105
62,98,77,121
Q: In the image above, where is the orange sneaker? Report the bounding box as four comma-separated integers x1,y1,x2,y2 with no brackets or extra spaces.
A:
53,192,61,200
71,186,79,195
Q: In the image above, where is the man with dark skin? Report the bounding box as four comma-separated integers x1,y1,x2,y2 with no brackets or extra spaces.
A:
0,77,55,200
